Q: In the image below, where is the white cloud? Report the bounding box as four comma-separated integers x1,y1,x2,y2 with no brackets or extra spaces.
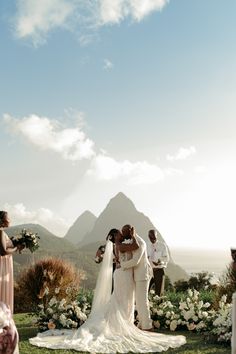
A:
4,111,184,185
99,0,168,24
87,154,167,185
4,113,95,161
103,59,114,70
15,0,77,46
3,203,69,236
167,146,196,161
13,0,168,45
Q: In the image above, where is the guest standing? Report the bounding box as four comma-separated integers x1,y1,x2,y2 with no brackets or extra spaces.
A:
0,211,21,313
147,229,169,296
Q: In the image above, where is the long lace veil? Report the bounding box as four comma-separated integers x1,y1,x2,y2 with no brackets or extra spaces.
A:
89,240,113,318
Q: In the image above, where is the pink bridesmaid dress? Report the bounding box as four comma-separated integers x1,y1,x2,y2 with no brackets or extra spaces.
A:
0,231,14,313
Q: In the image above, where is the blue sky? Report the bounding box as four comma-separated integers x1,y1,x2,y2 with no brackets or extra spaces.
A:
0,0,235,250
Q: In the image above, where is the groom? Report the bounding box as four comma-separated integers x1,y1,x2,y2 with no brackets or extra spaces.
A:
119,225,153,331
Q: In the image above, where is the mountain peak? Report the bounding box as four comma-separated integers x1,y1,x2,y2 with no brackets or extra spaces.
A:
113,192,128,199
109,192,135,208
79,191,163,248
64,210,97,244
80,210,97,219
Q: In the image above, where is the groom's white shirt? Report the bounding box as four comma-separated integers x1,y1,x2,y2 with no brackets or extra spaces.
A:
120,234,152,281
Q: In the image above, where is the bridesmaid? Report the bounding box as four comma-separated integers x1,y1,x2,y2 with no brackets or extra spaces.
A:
0,211,21,314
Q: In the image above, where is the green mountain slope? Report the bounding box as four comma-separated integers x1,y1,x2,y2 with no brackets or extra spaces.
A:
6,224,98,288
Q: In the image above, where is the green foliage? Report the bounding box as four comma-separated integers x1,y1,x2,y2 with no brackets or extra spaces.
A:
165,275,175,292
198,289,217,307
174,279,189,292
216,264,236,305
77,288,94,306
174,272,215,292
163,290,183,305
160,289,216,308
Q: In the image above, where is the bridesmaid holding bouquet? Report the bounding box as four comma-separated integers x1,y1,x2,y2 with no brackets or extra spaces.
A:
0,211,23,313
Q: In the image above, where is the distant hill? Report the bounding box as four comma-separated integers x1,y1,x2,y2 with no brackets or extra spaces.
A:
6,224,98,288
7,224,73,252
78,192,165,247
64,211,97,244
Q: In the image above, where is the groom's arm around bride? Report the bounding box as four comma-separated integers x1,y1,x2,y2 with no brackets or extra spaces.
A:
120,234,153,282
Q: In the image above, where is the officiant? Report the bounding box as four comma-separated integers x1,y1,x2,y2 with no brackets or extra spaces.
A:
147,229,169,296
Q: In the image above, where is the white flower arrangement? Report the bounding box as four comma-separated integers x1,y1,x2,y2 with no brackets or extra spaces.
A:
36,287,91,332
35,285,232,345
210,295,232,343
148,287,232,344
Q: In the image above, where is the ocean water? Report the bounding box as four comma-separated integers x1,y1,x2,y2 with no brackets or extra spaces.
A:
171,248,230,279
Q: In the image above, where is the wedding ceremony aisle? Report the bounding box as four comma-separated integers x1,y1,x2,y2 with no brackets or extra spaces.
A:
15,314,230,354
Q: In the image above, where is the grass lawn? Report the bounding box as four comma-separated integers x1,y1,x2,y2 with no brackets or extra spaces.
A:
15,314,231,354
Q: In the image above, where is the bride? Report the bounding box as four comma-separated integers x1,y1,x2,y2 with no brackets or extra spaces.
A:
30,229,186,353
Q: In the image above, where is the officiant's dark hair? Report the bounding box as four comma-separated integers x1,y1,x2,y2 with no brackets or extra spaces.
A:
0,211,7,227
106,228,119,243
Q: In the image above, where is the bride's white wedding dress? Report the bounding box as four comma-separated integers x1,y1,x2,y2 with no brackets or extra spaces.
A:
29,241,186,353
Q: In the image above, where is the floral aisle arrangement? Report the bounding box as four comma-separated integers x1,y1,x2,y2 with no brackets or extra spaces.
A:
149,289,211,332
148,289,232,344
36,287,92,331
11,229,40,253
178,288,211,331
207,295,232,343
148,294,180,331
34,286,231,344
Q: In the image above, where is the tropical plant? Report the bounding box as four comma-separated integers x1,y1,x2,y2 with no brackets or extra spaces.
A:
14,257,84,313
216,264,236,305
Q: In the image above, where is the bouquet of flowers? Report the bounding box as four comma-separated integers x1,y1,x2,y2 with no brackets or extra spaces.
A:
11,229,40,253
94,245,106,263
122,239,133,245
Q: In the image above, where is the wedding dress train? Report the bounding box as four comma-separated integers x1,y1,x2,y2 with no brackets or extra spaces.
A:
29,240,186,353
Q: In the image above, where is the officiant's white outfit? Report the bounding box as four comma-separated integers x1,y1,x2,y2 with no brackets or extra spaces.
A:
120,234,153,330
29,240,186,353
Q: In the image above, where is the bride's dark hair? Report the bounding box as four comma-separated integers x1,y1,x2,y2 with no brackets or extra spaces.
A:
106,229,119,243
0,211,7,227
